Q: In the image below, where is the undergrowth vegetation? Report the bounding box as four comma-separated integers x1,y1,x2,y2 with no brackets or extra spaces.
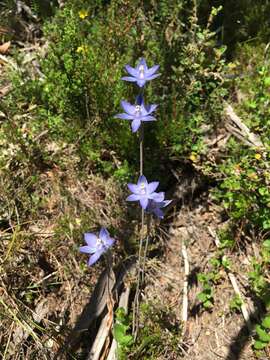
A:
0,0,270,358
211,43,270,356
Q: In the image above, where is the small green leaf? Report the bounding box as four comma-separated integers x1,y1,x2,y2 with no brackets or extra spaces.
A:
256,325,270,342
259,187,268,196
262,316,270,329
248,100,257,109
264,77,270,86
262,240,270,249
119,334,133,346
197,292,208,302
222,257,231,269
113,323,128,343
254,340,268,350
203,300,213,308
263,219,270,230
115,307,127,324
210,258,220,268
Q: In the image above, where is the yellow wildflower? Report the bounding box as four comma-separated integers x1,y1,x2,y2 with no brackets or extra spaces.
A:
189,154,197,162
76,45,88,54
255,153,261,160
78,10,89,19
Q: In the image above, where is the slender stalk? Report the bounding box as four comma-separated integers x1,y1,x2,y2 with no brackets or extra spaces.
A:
132,123,145,339
141,214,151,284
132,207,144,339
139,124,144,176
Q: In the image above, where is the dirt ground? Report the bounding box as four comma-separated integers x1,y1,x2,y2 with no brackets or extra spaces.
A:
144,188,269,360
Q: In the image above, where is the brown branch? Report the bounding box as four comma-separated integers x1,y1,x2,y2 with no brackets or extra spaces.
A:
224,103,264,148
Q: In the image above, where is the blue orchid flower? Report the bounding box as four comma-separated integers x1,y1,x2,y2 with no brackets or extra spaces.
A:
126,175,164,209
115,96,158,132
79,227,115,266
122,58,160,87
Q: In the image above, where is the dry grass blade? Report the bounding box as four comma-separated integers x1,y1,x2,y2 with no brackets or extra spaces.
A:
2,321,14,360
181,242,189,331
0,297,41,345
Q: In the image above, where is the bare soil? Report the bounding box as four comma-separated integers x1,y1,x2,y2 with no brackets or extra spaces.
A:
143,189,269,360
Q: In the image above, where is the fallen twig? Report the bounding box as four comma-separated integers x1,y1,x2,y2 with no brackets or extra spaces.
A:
87,312,112,360
181,242,189,331
56,258,136,359
224,103,264,148
227,272,252,330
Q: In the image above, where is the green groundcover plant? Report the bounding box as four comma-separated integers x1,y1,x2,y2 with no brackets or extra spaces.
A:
1,0,228,184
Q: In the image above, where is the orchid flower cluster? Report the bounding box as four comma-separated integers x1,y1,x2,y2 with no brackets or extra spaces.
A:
80,58,171,266
121,58,171,217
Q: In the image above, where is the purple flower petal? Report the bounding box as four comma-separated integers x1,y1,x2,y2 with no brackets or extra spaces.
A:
147,64,160,76
88,250,103,266
79,245,96,254
106,237,115,248
121,100,136,115
137,79,146,88
138,175,148,186
140,197,149,209
126,194,141,201
146,73,160,81
139,102,147,114
162,200,172,208
153,207,164,219
140,103,154,117
131,119,141,132
147,181,159,193
150,192,165,202
142,115,156,122
138,58,147,70
128,183,140,194
125,64,138,77
115,113,134,120
147,104,158,113
84,233,97,247
121,76,137,82
99,227,109,242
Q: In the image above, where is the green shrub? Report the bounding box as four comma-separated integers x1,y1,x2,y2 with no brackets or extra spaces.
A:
212,45,270,338
3,0,228,185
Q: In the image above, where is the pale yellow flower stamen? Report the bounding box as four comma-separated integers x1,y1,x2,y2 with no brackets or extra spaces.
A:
140,182,146,194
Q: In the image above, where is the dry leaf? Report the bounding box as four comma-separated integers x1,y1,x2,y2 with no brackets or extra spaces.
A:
0,84,12,97
0,41,11,54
